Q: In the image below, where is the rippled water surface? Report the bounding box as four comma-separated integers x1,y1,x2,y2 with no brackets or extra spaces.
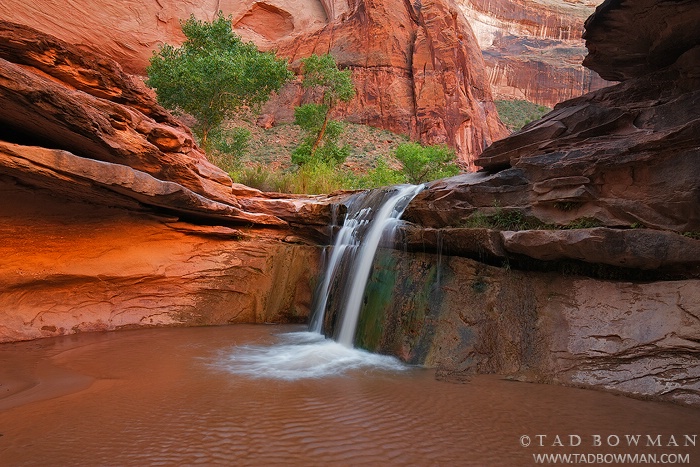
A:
0,325,698,465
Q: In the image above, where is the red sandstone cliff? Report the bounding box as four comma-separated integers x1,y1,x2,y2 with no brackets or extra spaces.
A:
398,0,700,406
0,21,334,342
0,0,507,167
266,0,508,169
456,0,612,107
0,1,699,408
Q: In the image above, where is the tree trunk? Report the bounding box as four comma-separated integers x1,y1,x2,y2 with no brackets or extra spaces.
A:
310,110,330,158
201,127,210,152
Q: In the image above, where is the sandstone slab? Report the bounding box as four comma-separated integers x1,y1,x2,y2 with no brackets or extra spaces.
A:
0,181,320,343
355,250,700,407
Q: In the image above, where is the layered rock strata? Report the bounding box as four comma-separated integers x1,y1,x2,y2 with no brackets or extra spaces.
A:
0,0,508,167
265,0,509,168
456,0,612,107
0,22,331,342
0,0,330,74
355,249,700,407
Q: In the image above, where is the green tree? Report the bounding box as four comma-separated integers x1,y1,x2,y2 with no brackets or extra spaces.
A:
208,127,251,173
393,142,460,184
292,104,349,165
292,54,355,164
146,13,292,149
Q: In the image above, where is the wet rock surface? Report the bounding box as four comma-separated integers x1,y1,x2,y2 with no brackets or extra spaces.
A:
357,250,700,407
0,0,699,409
382,0,700,406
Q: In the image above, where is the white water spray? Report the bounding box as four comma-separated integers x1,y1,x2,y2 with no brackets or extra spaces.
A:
217,184,422,380
310,184,424,346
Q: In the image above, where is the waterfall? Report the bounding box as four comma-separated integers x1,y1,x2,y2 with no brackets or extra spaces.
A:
310,184,424,347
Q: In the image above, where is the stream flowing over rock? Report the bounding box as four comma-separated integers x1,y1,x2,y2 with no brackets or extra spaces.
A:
387,0,700,406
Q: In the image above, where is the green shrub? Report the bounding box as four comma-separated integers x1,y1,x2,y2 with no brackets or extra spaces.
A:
209,127,250,172
291,107,350,166
393,142,460,184
293,54,355,165
461,207,547,230
563,217,604,229
353,158,406,189
495,99,551,132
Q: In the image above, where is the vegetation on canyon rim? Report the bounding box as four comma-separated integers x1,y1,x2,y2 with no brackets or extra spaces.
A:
146,14,461,194
495,99,551,131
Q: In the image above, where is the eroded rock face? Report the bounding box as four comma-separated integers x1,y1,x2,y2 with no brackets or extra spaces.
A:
355,249,700,407
0,21,236,207
456,0,612,107
582,0,700,81
378,0,700,406
0,21,337,230
0,0,331,74
404,4,700,240
0,0,507,166
0,181,319,343
265,0,508,168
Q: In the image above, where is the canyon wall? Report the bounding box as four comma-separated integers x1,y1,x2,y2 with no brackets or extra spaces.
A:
354,249,700,407
456,0,611,107
267,0,508,169
340,0,699,406
0,0,329,74
0,0,507,167
1,0,699,408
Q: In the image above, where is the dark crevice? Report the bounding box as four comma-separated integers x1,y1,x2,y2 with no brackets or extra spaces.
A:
0,123,65,151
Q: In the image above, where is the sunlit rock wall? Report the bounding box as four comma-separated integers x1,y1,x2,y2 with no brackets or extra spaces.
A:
456,0,611,107
0,0,331,74
0,181,320,343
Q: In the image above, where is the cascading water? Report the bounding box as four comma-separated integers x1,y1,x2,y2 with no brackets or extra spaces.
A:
218,184,423,379
310,184,424,346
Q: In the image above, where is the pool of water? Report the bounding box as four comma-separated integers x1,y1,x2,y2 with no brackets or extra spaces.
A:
0,325,697,465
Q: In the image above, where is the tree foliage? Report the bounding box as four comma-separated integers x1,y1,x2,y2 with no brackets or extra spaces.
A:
292,54,355,164
146,13,292,148
300,54,355,107
393,142,460,184
292,104,349,165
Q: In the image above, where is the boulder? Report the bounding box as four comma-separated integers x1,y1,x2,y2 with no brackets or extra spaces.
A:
583,0,700,81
